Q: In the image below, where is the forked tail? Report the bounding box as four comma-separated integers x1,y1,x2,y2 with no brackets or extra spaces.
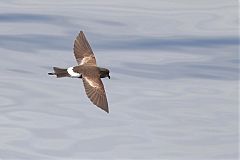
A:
48,67,70,78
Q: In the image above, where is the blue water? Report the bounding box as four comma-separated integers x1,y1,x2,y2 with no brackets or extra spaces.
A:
0,0,238,159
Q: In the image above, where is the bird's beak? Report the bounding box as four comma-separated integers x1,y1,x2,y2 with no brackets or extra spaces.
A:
108,75,110,79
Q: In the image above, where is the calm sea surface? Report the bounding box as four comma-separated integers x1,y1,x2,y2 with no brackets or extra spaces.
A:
0,0,238,159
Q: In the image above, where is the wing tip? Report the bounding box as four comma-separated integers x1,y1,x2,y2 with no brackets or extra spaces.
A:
105,108,109,113
97,103,109,113
77,31,84,38
98,105,109,113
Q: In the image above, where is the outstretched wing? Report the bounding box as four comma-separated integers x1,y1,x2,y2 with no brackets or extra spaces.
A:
82,76,109,113
74,31,97,66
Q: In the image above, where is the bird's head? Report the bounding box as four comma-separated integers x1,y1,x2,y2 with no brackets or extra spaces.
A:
99,68,110,79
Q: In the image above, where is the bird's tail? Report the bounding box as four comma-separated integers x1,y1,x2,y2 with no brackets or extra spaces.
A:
48,67,69,78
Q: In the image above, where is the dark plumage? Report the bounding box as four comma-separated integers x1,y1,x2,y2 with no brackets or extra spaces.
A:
48,31,110,113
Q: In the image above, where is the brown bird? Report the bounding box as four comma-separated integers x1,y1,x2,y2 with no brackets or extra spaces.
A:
48,31,110,113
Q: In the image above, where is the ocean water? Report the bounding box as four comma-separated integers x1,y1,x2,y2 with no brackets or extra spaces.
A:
0,0,238,159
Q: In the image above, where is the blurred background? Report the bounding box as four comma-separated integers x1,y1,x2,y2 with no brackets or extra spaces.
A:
0,0,238,159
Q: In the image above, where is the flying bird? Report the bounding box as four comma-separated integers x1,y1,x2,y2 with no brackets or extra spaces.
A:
48,31,110,113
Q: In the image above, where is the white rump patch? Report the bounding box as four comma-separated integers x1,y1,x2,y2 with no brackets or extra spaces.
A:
67,67,81,78
85,77,99,88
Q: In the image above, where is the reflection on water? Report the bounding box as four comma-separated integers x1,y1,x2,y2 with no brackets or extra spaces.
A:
113,60,238,80
0,13,67,24
0,34,72,52
0,32,238,52
0,0,238,159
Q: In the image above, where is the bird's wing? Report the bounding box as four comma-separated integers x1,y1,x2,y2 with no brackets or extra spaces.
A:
74,31,97,66
82,75,109,113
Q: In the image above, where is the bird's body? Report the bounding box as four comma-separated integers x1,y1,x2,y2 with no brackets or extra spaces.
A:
48,31,110,113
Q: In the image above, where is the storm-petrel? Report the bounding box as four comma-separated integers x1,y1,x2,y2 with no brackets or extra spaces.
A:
48,31,110,113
